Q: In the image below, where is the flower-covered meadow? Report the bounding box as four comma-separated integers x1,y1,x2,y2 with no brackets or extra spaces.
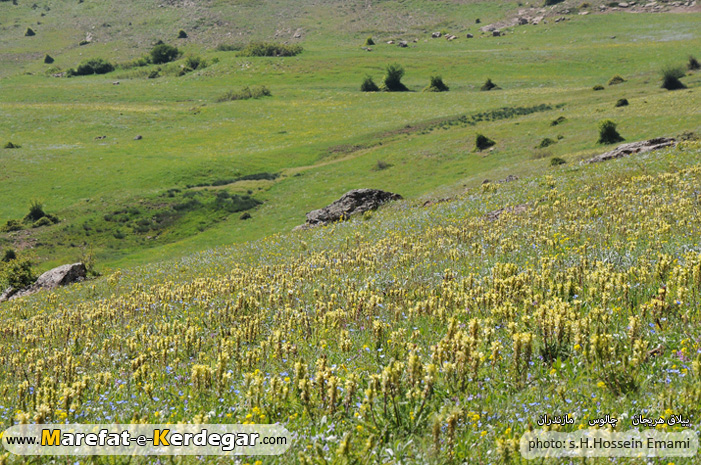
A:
2,142,701,464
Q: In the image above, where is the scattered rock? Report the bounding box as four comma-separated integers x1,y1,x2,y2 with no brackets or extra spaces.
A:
466,33,474,38
398,40,408,47
585,137,676,164
485,204,529,221
431,32,442,38
0,263,86,302
297,189,402,229
134,135,143,140
94,135,106,140
112,81,120,85
387,40,395,44
492,30,502,37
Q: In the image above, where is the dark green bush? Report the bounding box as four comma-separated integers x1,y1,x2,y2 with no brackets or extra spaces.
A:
615,98,629,107
597,119,624,145
475,134,496,151
178,29,188,39
72,58,115,75
238,42,303,57
480,78,499,91
550,156,566,166
43,54,54,64
217,86,272,102
661,65,686,90
689,55,700,71
25,200,45,222
537,138,557,148
544,0,564,4
150,44,180,64
365,36,375,46
25,27,36,36
550,116,566,126
148,69,161,79
360,76,379,92
1,249,16,263
608,75,626,85
1,220,22,232
423,75,449,92
593,84,605,91
32,216,52,228
382,64,408,92
4,142,20,149
1,259,35,289
179,56,207,75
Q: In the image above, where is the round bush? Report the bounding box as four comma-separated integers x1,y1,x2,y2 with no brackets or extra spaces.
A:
150,44,180,64
360,76,379,92
597,119,624,145
475,134,496,151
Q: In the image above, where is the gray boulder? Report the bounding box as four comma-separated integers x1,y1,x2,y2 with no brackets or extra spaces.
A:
300,189,402,228
0,263,86,302
585,137,676,164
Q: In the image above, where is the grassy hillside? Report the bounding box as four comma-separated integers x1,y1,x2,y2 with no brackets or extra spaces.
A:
0,0,699,273
1,141,701,463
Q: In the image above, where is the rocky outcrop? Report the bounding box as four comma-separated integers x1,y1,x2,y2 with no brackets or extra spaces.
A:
585,138,676,164
485,203,529,221
295,189,402,230
0,263,87,302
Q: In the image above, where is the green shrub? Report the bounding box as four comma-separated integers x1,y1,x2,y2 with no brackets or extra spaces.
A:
217,86,272,102
72,58,115,75
550,116,566,126
608,75,626,85
661,65,686,90
537,138,557,148
150,44,180,64
25,27,35,36
597,119,624,145
544,0,564,4
43,54,54,64
364,36,375,46
178,29,188,39
593,84,605,91
1,249,16,263
25,200,45,222
1,259,35,289
374,160,392,171
550,156,566,166
689,55,700,71
4,141,20,149
215,44,241,52
238,42,303,57
32,216,52,228
1,220,22,232
360,76,379,92
475,134,496,151
180,56,207,75
382,64,408,92
148,69,161,79
120,57,149,69
615,98,629,107
423,75,449,92
480,78,498,91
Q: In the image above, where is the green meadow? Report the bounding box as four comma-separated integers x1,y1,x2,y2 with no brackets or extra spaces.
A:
0,0,699,271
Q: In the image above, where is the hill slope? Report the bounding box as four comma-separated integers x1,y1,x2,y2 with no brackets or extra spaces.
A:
1,141,701,463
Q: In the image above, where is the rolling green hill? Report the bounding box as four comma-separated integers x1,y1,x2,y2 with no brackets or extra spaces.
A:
1,0,699,272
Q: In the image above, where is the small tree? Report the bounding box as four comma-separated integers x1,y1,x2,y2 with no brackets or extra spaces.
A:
25,199,46,222
364,36,375,46
360,76,379,92
481,78,498,91
597,119,624,145
383,64,408,92
475,134,496,151
423,75,449,92
689,55,700,71
150,43,180,64
661,65,686,90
